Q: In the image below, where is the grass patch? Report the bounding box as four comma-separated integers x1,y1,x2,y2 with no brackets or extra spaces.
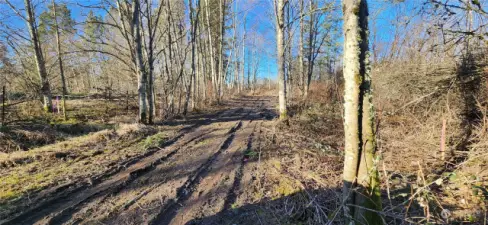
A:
195,139,210,147
244,148,258,159
143,132,169,148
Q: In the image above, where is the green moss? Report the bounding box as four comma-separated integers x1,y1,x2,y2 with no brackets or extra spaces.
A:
355,72,363,85
276,179,298,196
280,110,288,120
3,174,21,186
195,139,210,147
0,190,18,200
143,132,168,148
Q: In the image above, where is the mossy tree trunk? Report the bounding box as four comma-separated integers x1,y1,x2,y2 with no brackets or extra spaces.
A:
342,0,382,224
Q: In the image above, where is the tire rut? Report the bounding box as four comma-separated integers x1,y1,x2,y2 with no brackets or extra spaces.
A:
60,125,231,225
42,127,218,225
148,120,245,225
3,97,273,225
1,108,243,225
41,106,251,225
73,109,253,225
222,121,262,211
158,106,269,225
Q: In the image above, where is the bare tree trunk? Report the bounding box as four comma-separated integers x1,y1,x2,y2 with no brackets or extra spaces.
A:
252,56,257,93
298,0,304,96
250,37,259,93
52,0,67,120
197,31,206,106
1,86,5,127
275,0,287,120
342,0,382,224
355,1,382,219
199,35,208,104
247,47,251,89
217,0,226,102
144,0,160,124
286,2,293,100
303,0,314,100
241,17,246,93
132,0,148,124
203,0,217,102
233,1,239,92
23,0,52,112
184,0,199,115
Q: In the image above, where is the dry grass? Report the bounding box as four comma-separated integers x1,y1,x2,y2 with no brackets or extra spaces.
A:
237,119,343,224
0,98,140,153
261,50,488,223
373,51,488,223
436,101,488,222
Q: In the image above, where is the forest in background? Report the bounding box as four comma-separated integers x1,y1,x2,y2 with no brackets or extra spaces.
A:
0,0,340,125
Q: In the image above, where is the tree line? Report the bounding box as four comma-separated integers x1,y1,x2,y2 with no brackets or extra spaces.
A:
0,0,340,124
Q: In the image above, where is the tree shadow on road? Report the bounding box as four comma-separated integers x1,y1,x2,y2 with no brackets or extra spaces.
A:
184,188,342,225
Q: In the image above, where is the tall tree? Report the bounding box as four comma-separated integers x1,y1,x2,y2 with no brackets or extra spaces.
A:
275,0,287,120
302,0,336,100
285,1,293,99
52,0,68,120
298,0,305,96
184,0,200,115
203,0,217,101
142,0,164,124
5,0,53,112
131,0,148,124
342,0,382,224
39,3,75,38
217,0,226,102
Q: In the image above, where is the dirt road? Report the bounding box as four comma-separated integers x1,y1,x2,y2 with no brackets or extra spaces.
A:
1,96,277,225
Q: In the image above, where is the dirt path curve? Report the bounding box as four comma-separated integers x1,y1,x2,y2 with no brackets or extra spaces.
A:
1,95,276,225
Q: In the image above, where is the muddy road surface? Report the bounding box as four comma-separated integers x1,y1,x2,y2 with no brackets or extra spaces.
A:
1,96,277,225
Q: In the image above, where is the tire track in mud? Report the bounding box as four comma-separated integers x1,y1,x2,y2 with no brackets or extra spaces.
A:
148,118,250,225
166,121,259,225
51,107,253,225
0,107,245,225
41,108,253,225
222,121,262,211
152,102,269,225
2,97,271,225
55,125,232,225
42,128,220,225
168,101,271,225
61,121,248,225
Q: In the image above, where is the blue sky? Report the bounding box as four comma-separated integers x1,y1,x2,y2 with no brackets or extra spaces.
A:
0,0,417,80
